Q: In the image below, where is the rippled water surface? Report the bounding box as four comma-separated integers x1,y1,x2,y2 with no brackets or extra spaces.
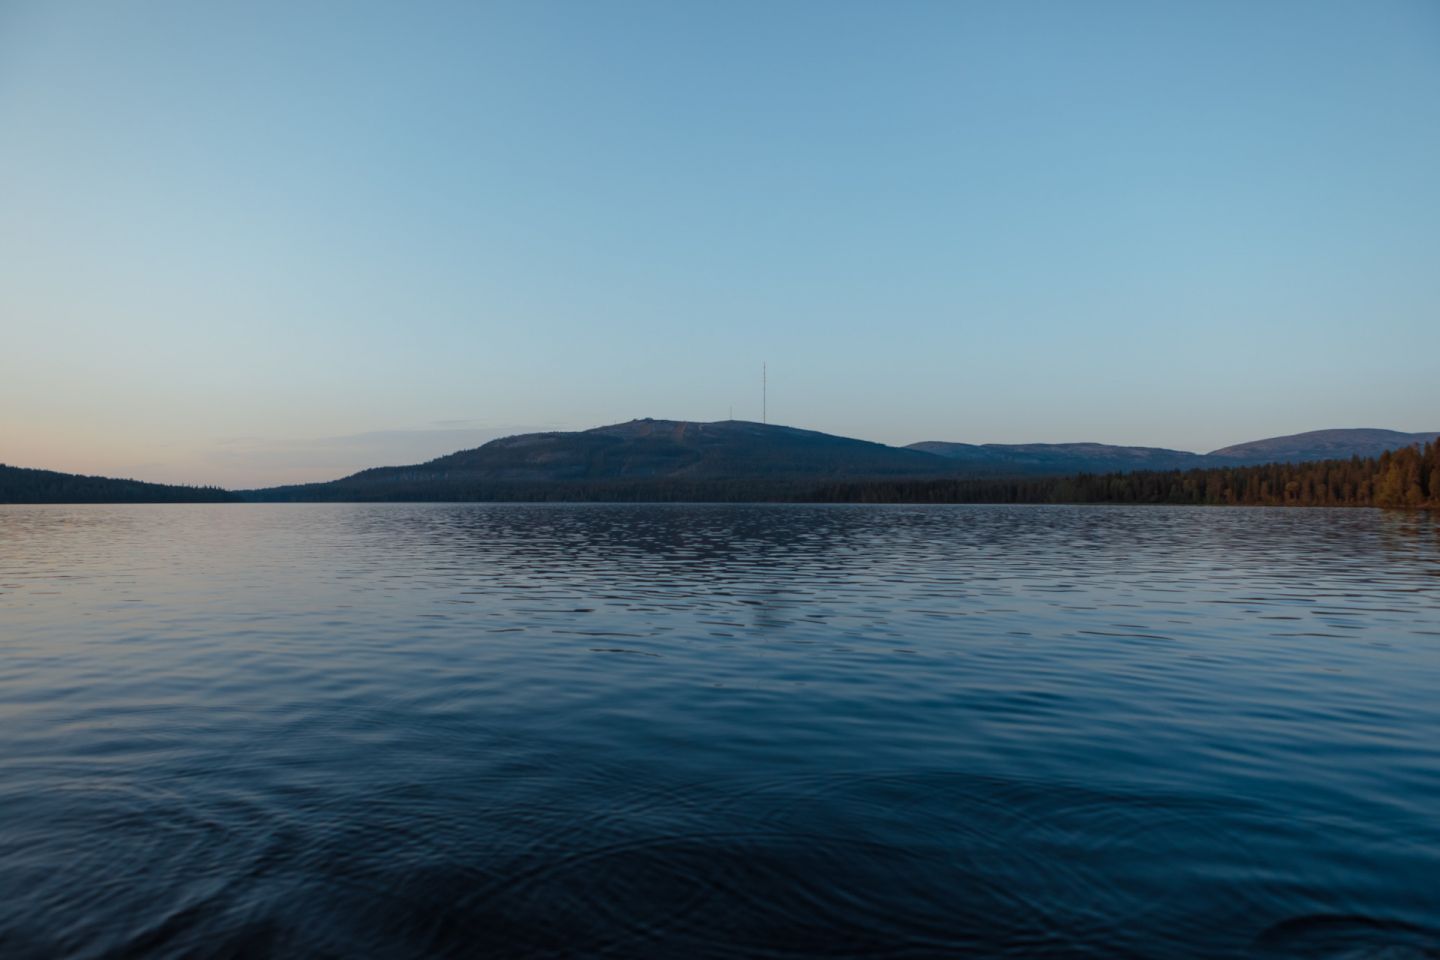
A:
2,503,1438,959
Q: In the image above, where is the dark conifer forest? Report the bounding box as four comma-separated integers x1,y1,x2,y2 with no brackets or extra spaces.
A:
808,441,1440,508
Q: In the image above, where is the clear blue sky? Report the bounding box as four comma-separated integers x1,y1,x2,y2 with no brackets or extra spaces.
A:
2,0,1437,486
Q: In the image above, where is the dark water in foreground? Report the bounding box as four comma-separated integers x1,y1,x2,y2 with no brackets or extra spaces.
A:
1,504,1438,959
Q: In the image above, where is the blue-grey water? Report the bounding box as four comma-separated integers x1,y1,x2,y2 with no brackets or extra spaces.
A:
1,503,1438,959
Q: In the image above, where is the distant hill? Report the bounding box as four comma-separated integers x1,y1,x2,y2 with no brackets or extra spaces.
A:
0,464,240,503
428,419,945,478
909,428,1439,473
1208,428,1440,463
248,419,951,501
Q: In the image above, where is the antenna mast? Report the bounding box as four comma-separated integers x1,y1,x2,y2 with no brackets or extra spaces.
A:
762,362,767,424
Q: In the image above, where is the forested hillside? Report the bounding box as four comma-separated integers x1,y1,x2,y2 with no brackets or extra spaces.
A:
810,442,1440,508
0,465,240,503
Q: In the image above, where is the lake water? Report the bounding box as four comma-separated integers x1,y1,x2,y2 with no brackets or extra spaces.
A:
1,503,1437,959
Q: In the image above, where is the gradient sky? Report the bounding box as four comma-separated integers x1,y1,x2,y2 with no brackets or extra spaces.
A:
3,0,1438,487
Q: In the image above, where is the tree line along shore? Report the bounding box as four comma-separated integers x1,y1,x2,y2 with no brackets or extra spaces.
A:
807,440,1440,508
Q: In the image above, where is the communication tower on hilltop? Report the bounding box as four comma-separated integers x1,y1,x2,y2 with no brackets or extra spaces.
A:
763,362,767,425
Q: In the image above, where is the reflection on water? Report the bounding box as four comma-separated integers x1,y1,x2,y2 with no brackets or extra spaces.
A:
1,503,1438,958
